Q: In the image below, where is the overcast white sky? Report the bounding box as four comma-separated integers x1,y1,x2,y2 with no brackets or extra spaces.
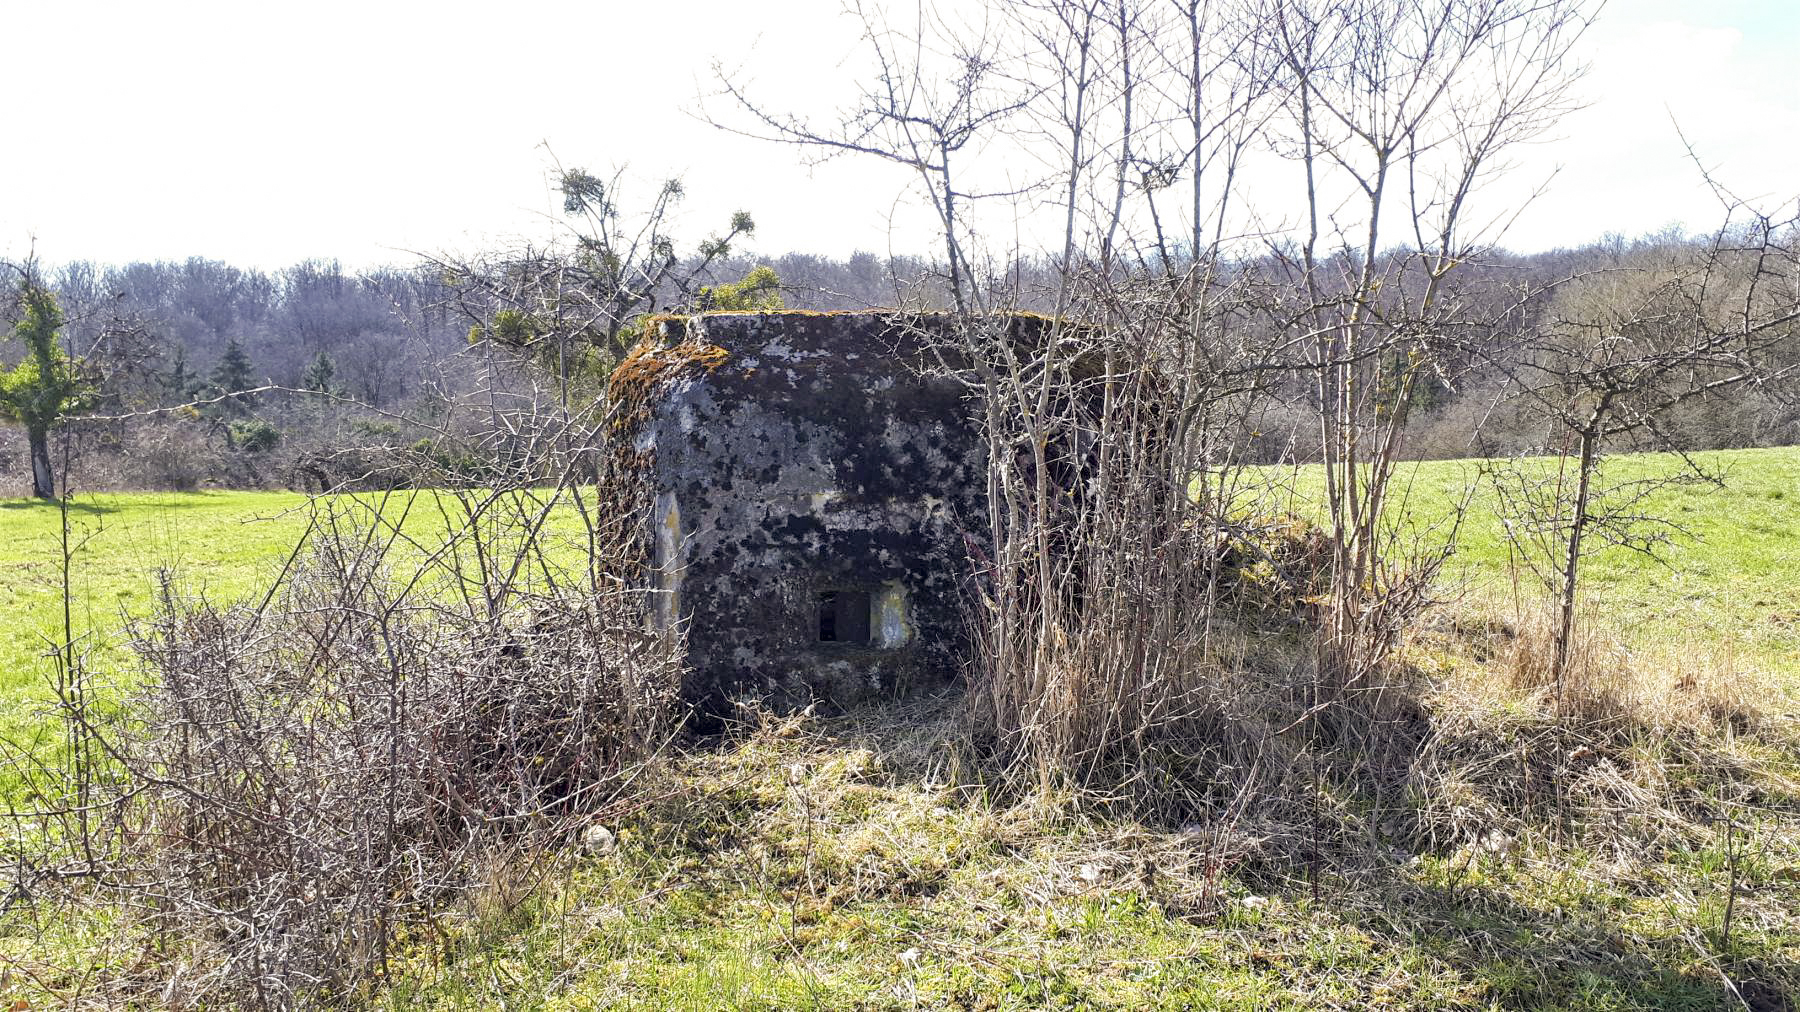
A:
3,0,1796,269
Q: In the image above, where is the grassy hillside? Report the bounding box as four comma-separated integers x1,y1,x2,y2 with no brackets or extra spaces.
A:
2,449,1797,1008
1265,445,1800,688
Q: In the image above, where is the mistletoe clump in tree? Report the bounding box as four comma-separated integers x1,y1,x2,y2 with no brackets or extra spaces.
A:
1,280,91,499
438,160,774,407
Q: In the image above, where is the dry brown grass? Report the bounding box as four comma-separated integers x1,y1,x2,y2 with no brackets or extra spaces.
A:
1487,603,1776,735
1399,599,1799,875
965,564,1795,889
379,686,1798,1008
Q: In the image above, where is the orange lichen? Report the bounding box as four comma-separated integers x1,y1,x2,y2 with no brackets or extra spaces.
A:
607,330,733,445
637,313,692,338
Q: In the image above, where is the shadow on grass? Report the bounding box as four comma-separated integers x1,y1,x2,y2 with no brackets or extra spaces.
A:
808,694,1798,1011
1272,865,1778,1011
0,498,120,516
0,491,256,517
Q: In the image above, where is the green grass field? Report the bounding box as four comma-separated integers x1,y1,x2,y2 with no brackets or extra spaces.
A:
0,491,314,747
0,487,594,760
1264,445,1800,688
2,448,1796,1008
5,447,1793,713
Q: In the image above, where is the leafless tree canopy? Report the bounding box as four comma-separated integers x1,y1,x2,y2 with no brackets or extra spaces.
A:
706,0,1794,778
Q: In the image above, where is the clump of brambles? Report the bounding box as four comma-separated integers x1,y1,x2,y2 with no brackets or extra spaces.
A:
9,477,679,1008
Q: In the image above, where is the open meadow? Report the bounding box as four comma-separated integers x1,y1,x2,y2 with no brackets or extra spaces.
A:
7,446,1792,726
0,492,311,734
1,447,1796,1008
1268,445,1800,691
3,444,1785,705
11,0,1800,1003
0,487,597,801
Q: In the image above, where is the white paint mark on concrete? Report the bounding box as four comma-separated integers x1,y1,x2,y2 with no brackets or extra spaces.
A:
873,580,913,649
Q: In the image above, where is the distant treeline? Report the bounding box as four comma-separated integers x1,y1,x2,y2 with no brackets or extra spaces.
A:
4,232,1796,496
36,252,957,407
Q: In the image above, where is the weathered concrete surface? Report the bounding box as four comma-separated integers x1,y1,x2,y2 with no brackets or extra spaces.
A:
613,312,991,715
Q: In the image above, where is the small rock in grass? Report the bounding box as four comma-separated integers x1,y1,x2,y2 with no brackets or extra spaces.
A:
581,824,617,856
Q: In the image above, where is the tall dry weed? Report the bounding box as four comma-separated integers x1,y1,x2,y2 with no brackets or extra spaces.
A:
1492,602,1770,734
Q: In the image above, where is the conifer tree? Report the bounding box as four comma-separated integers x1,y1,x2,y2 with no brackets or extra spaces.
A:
301,350,337,394
209,337,257,416
164,345,205,405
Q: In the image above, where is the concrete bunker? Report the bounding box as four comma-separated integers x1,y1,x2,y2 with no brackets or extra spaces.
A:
609,311,1028,715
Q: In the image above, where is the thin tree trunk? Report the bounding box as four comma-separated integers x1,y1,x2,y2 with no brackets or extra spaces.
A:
1554,420,1601,694
30,428,55,499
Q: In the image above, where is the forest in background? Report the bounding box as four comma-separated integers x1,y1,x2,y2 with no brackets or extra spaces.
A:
4,230,1797,500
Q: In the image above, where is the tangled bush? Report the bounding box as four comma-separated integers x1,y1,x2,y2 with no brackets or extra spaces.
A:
81,495,679,1007
115,419,226,491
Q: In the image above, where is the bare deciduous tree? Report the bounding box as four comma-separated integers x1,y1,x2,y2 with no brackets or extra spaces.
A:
707,1,1041,310
1486,194,1799,691
1257,0,1598,702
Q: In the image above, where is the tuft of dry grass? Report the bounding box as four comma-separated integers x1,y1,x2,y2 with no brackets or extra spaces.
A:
1403,599,1799,872
1488,603,1776,735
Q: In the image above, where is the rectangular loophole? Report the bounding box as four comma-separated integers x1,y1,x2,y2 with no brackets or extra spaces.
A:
816,590,872,645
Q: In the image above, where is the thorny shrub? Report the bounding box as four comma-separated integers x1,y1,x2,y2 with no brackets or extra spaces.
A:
939,301,1783,887
8,489,680,1009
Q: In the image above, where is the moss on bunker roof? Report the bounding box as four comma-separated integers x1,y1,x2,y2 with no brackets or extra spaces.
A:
642,308,1062,324
609,310,1107,406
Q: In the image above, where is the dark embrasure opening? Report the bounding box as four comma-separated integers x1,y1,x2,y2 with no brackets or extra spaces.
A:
816,590,872,645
